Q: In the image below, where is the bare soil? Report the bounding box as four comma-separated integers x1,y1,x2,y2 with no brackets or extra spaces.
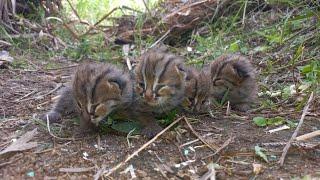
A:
0,56,319,180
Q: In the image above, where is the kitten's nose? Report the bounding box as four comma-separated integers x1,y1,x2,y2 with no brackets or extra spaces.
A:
145,89,153,101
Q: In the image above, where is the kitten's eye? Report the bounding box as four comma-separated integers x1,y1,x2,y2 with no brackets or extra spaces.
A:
213,78,224,86
138,82,145,87
155,84,166,91
188,97,194,103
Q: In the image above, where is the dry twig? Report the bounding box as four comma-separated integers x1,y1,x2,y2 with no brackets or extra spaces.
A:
279,92,314,166
60,167,95,173
46,115,74,141
203,136,234,159
296,130,320,141
184,117,218,152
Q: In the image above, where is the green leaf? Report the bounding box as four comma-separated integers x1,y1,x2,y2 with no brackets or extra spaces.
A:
286,120,297,128
255,146,269,163
253,46,269,53
228,40,240,52
253,117,267,127
111,121,141,135
267,116,285,126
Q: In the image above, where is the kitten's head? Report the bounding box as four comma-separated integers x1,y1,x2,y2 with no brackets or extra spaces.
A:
73,63,132,125
134,49,186,113
184,67,211,112
210,54,254,99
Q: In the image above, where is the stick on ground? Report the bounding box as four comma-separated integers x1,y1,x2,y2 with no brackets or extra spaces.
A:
184,117,218,152
296,130,320,141
279,92,314,166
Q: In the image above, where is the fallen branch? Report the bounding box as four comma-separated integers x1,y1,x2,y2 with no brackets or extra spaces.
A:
184,117,218,152
279,92,314,166
95,116,184,179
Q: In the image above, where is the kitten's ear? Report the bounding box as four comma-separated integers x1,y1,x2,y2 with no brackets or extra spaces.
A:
233,61,250,78
108,79,124,93
175,64,187,80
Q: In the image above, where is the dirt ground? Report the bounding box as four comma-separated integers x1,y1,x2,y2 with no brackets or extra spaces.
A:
0,56,319,180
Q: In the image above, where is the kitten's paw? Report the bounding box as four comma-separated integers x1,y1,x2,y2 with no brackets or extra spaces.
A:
232,104,251,112
141,124,163,139
39,111,62,123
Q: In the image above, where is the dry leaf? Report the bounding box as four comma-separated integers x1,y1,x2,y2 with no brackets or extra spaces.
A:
0,129,38,156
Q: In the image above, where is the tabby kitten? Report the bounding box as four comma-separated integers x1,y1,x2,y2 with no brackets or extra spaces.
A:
209,54,257,111
134,47,187,115
71,63,133,129
41,63,132,129
132,48,188,137
183,67,211,113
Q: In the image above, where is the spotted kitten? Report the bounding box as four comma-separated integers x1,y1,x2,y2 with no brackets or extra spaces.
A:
209,54,257,111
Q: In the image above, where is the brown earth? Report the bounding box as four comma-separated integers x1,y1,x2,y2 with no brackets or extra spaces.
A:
0,54,319,180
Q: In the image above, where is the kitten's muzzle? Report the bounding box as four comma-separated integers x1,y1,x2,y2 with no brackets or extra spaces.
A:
144,89,157,103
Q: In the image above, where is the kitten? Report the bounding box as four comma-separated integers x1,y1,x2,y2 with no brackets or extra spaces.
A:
134,47,187,115
71,63,133,130
183,67,211,113
209,54,257,111
131,48,189,137
40,63,132,130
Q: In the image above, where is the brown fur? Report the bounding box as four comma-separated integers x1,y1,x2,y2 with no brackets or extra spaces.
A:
209,54,257,111
39,86,77,123
41,63,132,130
72,63,133,130
134,47,187,114
130,47,188,137
183,67,211,113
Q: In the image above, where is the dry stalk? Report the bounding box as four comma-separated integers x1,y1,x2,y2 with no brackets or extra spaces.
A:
46,115,74,141
184,117,218,152
82,7,120,37
279,92,314,166
203,136,234,159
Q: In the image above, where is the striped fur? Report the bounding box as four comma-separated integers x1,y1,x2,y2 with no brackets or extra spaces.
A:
183,67,211,112
209,54,257,111
72,63,133,129
40,63,132,129
134,48,187,114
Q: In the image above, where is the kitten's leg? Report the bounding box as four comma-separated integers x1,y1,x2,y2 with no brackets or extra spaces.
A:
138,113,163,139
40,86,77,123
79,110,99,133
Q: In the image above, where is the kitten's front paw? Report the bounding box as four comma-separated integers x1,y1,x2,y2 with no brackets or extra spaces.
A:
39,111,62,123
141,124,163,139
